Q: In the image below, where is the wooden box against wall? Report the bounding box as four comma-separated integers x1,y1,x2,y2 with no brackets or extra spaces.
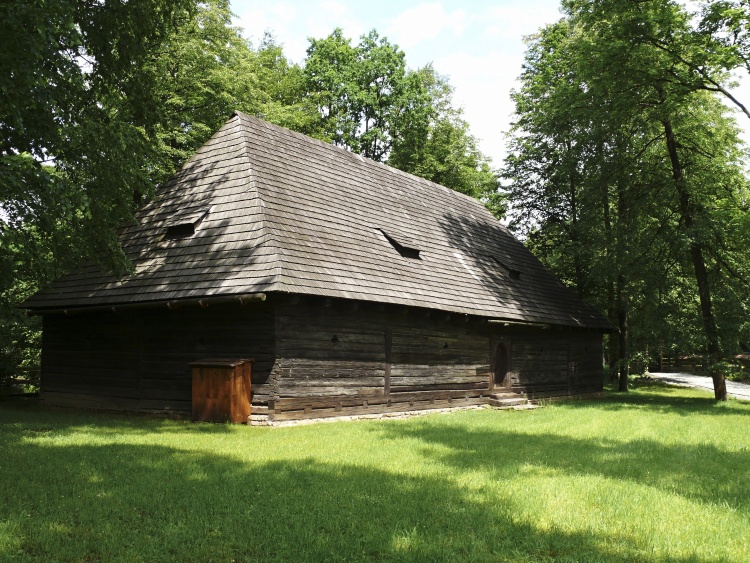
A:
190,358,253,423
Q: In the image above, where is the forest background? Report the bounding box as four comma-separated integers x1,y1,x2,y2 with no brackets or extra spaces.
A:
1,0,749,400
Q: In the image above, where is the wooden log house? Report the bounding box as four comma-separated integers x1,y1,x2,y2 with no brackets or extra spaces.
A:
24,113,612,423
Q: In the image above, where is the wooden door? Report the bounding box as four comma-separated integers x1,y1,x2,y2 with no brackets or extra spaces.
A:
494,342,511,389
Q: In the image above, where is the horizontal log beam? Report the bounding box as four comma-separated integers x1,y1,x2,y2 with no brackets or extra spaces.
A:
270,388,491,412
26,293,267,316
269,398,487,421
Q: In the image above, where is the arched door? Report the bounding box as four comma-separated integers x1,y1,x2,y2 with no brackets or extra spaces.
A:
494,342,511,389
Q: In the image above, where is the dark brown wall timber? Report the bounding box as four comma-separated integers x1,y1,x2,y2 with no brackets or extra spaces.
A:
270,299,604,419
273,302,490,399
40,301,274,413
510,328,604,398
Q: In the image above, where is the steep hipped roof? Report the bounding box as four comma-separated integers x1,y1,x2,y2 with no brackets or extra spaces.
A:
25,112,610,329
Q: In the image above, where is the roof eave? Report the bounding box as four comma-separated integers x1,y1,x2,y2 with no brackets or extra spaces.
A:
24,292,268,317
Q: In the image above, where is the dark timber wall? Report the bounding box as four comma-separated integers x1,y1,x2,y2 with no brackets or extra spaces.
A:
509,328,603,398
39,296,603,420
269,301,490,420
268,299,603,421
40,301,274,413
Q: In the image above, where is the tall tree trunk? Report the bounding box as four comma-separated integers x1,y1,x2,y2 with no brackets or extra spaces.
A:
602,175,619,380
607,285,619,378
615,168,629,392
690,244,726,399
617,274,629,391
661,117,726,400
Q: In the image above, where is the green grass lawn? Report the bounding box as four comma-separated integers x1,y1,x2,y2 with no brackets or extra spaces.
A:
1,383,749,562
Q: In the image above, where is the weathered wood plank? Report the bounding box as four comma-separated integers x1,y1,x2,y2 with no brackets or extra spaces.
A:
269,396,487,421
279,378,385,387
276,386,385,398
271,388,488,411
392,382,489,392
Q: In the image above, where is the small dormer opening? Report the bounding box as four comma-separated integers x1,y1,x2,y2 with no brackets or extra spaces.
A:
165,223,196,240
164,209,209,241
491,256,521,280
379,229,420,259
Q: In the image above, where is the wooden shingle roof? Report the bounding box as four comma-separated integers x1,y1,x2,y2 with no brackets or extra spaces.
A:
25,112,610,329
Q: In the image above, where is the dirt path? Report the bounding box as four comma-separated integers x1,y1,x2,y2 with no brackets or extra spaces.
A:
649,372,750,401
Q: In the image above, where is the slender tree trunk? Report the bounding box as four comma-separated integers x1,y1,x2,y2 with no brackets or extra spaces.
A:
607,286,619,379
617,273,629,391
615,169,629,392
607,277,619,380
661,117,726,400
607,294,620,381
602,177,619,379
691,244,726,399
658,343,664,373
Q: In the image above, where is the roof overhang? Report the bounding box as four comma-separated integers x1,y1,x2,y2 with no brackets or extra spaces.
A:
25,292,266,317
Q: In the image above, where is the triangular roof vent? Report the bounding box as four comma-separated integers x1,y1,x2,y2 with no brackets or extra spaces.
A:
164,208,209,240
379,228,420,259
491,255,521,280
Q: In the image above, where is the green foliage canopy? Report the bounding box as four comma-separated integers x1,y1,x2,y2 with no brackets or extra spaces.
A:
145,1,317,182
1,0,196,278
303,29,500,206
0,0,197,380
505,0,750,397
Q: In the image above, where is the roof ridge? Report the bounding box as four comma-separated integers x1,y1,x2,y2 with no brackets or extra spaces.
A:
234,112,286,292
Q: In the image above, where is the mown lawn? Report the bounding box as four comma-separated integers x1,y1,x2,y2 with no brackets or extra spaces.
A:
1,383,748,562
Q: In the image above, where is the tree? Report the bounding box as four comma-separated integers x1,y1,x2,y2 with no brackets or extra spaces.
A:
566,0,750,400
144,2,318,182
0,0,197,381
389,66,500,206
304,28,411,160
1,0,197,275
504,19,652,391
304,30,499,205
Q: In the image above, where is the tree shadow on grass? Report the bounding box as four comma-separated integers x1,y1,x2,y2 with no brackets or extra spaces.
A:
0,398,233,436
0,414,712,562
